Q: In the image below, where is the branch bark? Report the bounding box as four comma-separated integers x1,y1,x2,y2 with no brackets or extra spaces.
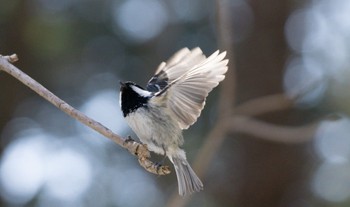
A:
0,54,170,176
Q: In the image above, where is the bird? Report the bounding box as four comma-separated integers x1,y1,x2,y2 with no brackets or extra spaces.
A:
119,47,228,196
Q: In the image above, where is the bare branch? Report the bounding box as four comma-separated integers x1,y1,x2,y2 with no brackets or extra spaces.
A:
216,0,236,116
234,94,294,116
0,54,170,176
166,113,319,206
234,71,326,117
227,115,318,143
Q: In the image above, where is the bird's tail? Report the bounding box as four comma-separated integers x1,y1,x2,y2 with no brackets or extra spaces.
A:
169,153,203,196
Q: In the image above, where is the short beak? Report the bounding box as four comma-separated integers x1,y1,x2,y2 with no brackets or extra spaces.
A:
120,81,126,88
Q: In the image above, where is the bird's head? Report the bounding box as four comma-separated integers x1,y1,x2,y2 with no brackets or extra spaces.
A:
119,81,152,117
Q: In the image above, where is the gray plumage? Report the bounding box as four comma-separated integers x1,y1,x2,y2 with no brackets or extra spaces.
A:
119,47,228,196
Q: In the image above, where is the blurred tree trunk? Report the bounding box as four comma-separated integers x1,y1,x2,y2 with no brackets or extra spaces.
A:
0,4,30,207
237,0,288,100
228,1,313,207
0,1,32,145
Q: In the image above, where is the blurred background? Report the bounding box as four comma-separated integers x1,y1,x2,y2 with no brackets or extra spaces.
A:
1,0,350,206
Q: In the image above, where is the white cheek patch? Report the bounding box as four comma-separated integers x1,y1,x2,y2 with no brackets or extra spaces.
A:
119,90,122,108
131,85,152,97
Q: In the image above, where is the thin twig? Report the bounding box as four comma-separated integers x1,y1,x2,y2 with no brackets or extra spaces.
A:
234,94,294,116
216,0,236,116
234,75,325,117
165,113,319,206
227,116,318,143
0,54,170,176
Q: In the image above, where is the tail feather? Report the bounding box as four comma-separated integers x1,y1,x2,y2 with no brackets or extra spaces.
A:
171,156,203,196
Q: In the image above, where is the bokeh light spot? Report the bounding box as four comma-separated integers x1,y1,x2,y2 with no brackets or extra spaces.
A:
44,148,92,201
112,0,168,43
315,117,350,162
0,135,46,205
283,57,326,108
312,161,350,202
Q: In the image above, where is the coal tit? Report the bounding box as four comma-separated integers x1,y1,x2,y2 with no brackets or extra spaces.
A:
119,47,228,196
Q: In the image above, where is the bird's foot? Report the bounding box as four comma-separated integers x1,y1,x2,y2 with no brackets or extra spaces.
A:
124,135,135,143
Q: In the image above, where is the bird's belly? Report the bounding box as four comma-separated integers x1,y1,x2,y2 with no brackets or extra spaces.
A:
125,108,183,155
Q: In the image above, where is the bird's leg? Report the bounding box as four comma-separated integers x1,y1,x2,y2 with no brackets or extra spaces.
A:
155,145,167,168
161,144,167,163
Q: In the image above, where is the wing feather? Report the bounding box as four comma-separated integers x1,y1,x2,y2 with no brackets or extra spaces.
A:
149,47,228,129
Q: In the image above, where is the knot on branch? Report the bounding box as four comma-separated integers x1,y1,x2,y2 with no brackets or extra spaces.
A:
0,54,19,63
123,136,171,175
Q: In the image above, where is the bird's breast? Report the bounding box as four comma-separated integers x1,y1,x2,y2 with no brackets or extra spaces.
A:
124,106,184,154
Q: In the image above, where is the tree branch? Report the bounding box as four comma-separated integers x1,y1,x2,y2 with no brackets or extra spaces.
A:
227,115,318,143
0,54,170,176
166,113,319,206
216,0,236,116
234,94,294,116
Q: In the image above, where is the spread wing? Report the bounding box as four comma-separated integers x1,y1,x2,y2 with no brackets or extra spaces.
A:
147,47,228,130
